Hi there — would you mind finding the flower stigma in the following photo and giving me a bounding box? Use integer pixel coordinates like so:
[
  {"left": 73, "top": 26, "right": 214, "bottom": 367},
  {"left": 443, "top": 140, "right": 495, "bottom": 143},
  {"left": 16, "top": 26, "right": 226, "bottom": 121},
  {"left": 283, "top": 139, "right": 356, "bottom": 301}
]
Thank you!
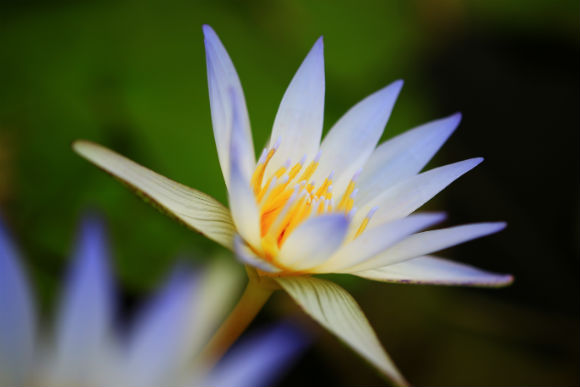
[{"left": 249, "top": 138, "right": 375, "bottom": 267}]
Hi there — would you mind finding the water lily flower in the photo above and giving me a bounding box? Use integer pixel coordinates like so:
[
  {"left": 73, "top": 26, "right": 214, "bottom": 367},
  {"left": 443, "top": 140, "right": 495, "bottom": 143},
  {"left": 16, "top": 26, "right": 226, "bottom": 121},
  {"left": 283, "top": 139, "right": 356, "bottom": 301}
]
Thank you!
[
  {"left": 0, "top": 215, "right": 307, "bottom": 387},
  {"left": 73, "top": 25, "right": 513, "bottom": 385}
]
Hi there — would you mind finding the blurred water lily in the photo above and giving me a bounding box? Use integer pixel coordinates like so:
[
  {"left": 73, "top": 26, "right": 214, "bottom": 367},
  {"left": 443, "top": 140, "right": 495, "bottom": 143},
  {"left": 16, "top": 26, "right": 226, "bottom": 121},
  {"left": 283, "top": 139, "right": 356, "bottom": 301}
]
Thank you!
[
  {"left": 0, "top": 216, "right": 307, "bottom": 387},
  {"left": 73, "top": 25, "right": 513, "bottom": 385}
]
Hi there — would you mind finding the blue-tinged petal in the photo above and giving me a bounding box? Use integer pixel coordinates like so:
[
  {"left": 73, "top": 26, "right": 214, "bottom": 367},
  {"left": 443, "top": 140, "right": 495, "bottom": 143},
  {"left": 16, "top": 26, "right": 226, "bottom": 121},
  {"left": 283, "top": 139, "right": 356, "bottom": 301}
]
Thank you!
[
  {"left": 123, "top": 268, "right": 198, "bottom": 387},
  {"left": 265, "top": 37, "right": 325, "bottom": 179},
  {"left": 204, "top": 25, "right": 255, "bottom": 187},
  {"left": 202, "top": 323, "right": 309, "bottom": 387},
  {"left": 346, "top": 222, "right": 507, "bottom": 272},
  {"left": 234, "top": 235, "right": 281, "bottom": 273},
  {"left": 353, "top": 255, "right": 513, "bottom": 287},
  {"left": 228, "top": 88, "right": 262, "bottom": 250},
  {"left": 278, "top": 213, "right": 350, "bottom": 271},
  {"left": 356, "top": 113, "right": 461, "bottom": 205},
  {"left": 312, "top": 80, "right": 403, "bottom": 197},
  {"left": 352, "top": 158, "right": 483, "bottom": 230},
  {"left": 314, "top": 213, "right": 446, "bottom": 273},
  {"left": 0, "top": 217, "right": 36, "bottom": 385},
  {"left": 51, "top": 217, "right": 114, "bottom": 382}
]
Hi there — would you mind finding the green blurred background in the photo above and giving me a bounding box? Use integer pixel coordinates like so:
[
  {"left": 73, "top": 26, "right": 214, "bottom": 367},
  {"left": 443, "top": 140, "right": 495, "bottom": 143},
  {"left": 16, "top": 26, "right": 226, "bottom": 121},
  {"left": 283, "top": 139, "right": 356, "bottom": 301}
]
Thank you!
[{"left": 1, "top": 0, "right": 578, "bottom": 385}]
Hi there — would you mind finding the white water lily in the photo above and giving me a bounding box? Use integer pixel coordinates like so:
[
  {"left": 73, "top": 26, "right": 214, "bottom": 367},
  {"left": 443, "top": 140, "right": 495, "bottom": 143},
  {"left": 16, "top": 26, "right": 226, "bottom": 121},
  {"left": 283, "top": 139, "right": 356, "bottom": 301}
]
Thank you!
[
  {"left": 73, "top": 25, "right": 513, "bottom": 386},
  {"left": 0, "top": 216, "right": 307, "bottom": 387}
]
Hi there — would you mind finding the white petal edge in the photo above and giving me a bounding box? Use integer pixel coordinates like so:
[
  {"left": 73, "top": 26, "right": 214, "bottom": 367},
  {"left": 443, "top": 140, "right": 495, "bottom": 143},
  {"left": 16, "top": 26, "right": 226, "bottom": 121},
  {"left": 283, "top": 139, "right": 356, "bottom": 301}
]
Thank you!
[
  {"left": 313, "top": 213, "right": 446, "bottom": 273},
  {"left": 352, "top": 157, "right": 483, "bottom": 231},
  {"left": 265, "top": 37, "right": 325, "bottom": 179},
  {"left": 228, "top": 89, "right": 263, "bottom": 250},
  {"left": 353, "top": 255, "right": 513, "bottom": 287},
  {"left": 72, "top": 140, "right": 236, "bottom": 249},
  {"left": 356, "top": 113, "right": 461, "bottom": 205},
  {"left": 275, "top": 276, "right": 408, "bottom": 386},
  {"left": 51, "top": 218, "right": 113, "bottom": 382},
  {"left": 346, "top": 222, "right": 507, "bottom": 272},
  {"left": 203, "top": 25, "right": 255, "bottom": 187},
  {"left": 312, "top": 80, "right": 403, "bottom": 197},
  {"left": 0, "top": 218, "right": 36, "bottom": 385},
  {"left": 277, "top": 213, "right": 349, "bottom": 271}
]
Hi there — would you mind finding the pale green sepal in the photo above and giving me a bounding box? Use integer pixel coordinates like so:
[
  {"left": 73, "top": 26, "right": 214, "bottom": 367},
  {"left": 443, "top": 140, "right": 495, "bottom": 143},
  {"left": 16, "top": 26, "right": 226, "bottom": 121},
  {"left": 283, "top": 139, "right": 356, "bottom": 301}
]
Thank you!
[
  {"left": 275, "top": 276, "right": 408, "bottom": 386},
  {"left": 73, "top": 140, "right": 236, "bottom": 249}
]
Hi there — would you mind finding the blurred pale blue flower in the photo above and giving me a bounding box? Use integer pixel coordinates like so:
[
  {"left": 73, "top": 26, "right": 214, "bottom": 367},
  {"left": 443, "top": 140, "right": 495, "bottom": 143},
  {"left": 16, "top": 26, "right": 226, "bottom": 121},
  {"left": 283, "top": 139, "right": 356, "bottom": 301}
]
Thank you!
[{"left": 0, "top": 216, "right": 307, "bottom": 387}]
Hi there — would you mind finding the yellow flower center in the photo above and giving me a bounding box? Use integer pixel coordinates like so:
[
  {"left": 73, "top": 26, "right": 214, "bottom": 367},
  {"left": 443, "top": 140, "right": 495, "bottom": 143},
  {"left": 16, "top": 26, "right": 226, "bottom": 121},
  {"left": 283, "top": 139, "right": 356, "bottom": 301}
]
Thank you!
[{"left": 250, "top": 141, "right": 371, "bottom": 263}]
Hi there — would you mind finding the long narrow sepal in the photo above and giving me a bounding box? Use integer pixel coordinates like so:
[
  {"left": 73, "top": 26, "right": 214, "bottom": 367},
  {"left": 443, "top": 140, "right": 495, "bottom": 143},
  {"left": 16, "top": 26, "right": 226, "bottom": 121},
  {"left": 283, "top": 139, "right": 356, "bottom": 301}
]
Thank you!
[
  {"left": 72, "top": 140, "right": 236, "bottom": 249},
  {"left": 275, "top": 276, "right": 408, "bottom": 386},
  {"left": 354, "top": 255, "right": 513, "bottom": 287}
]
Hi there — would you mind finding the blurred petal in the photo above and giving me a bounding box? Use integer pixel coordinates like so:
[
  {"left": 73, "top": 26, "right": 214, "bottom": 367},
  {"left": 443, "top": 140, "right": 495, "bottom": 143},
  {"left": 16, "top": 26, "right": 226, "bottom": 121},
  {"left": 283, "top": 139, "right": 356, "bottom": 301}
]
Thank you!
[
  {"left": 276, "top": 276, "right": 408, "bottom": 386},
  {"left": 203, "top": 25, "right": 255, "bottom": 186},
  {"left": 52, "top": 217, "right": 113, "bottom": 382},
  {"left": 356, "top": 113, "right": 461, "bottom": 205},
  {"left": 278, "top": 213, "right": 349, "bottom": 271},
  {"left": 0, "top": 217, "right": 35, "bottom": 385},
  {"left": 312, "top": 81, "right": 403, "bottom": 197},
  {"left": 228, "top": 90, "right": 262, "bottom": 249},
  {"left": 266, "top": 37, "right": 325, "bottom": 178},
  {"left": 124, "top": 269, "right": 198, "bottom": 387},
  {"left": 353, "top": 158, "right": 483, "bottom": 229},
  {"left": 187, "top": 257, "right": 246, "bottom": 356},
  {"left": 73, "top": 140, "right": 236, "bottom": 249},
  {"left": 203, "top": 323, "right": 309, "bottom": 387},
  {"left": 353, "top": 255, "right": 513, "bottom": 287},
  {"left": 348, "top": 222, "right": 507, "bottom": 272},
  {"left": 314, "top": 213, "right": 446, "bottom": 273}
]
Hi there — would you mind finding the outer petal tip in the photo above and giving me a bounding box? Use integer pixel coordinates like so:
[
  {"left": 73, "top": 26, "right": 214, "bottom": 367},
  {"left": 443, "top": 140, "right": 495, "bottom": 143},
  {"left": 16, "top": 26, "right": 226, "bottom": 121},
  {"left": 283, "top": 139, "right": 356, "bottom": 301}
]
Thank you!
[
  {"left": 450, "top": 111, "right": 462, "bottom": 124},
  {"left": 499, "top": 274, "right": 515, "bottom": 286},
  {"left": 470, "top": 156, "right": 484, "bottom": 167},
  {"left": 202, "top": 24, "right": 216, "bottom": 39},
  {"left": 377, "top": 79, "right": 404, "bottom": 103},
  {"left": 391, "top": 79, "right": 404, "bottom": 92},
  {"left": 492, "top": 221, "right": 508, "bottom": 232},
  {"left": 314, "top": 36, "right": 324, "bottom": 48}
]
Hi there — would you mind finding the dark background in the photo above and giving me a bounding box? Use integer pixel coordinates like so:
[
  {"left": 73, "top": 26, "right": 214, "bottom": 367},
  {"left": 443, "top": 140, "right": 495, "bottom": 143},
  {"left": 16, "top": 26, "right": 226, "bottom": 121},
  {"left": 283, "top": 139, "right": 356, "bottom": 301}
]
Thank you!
[{"left": 0, "top": 0, "right": 578, "bottom": 385}]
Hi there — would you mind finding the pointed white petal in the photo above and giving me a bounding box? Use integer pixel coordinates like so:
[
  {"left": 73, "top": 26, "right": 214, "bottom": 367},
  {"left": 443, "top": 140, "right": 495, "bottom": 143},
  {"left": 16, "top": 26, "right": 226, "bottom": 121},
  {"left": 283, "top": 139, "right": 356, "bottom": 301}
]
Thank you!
[
  {"left": 347, "top": 222, "right": 506, "bottom": 272},
  {"left": 234, "top": 235, "right": 281, "bottom": 273},
  {"left": 312, "top": 81, "right": 403, "bottom": 196},
  {"left": 353, "top": 158, "right": 483, "bottom": 230},
  {"left": 203, "top": 323, "right": 308, "bottom": 387},
  {"left": 314, "top": 213, "right": 445, "bottom": 273},
  {"left": 124, "top": 270, "right": 198, "bottom": 387},
  {"left": 276, "top": 276, "right": 408, "bottom": 386},
  {"left": 52, "top": 218, "right": 113, "bottom": 382},
  {"left": 73, "top": 140, "right": 236, "bottom": 249},
  {"left": 0, "top": 218, "right": 35, "bottom": 385},
  {"left": 278, "top": 213, "right": 349, "bottom": 271},
  {"left": 265, "top": 37, "right": 325, "bottom": 178},
  {"left": 356, "top": 113, "right": 461, "bottom": 205},
  {"left": 203, "top": 25, "right": 255, "bottom": 186},
  {"left": 354, "top": 255, "right": 513, "bottom": 287},
  {"left": 228, "top": 92, "right": 262, "bottom": 249}
]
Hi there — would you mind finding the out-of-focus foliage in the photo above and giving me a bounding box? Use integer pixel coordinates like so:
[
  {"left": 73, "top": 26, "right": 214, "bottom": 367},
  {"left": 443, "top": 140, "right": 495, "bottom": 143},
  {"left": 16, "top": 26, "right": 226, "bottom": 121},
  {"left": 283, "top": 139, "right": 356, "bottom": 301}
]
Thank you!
[{"left": 0, "top": 0, "right": 578, "bottom": 385}]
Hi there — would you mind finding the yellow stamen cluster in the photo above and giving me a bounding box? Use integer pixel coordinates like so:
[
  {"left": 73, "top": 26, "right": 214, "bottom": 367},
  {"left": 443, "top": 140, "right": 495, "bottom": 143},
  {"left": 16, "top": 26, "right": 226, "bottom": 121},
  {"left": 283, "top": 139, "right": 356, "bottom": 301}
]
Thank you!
[{"left": 250, "top": 141, "right": 372, "bottom": 262}]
